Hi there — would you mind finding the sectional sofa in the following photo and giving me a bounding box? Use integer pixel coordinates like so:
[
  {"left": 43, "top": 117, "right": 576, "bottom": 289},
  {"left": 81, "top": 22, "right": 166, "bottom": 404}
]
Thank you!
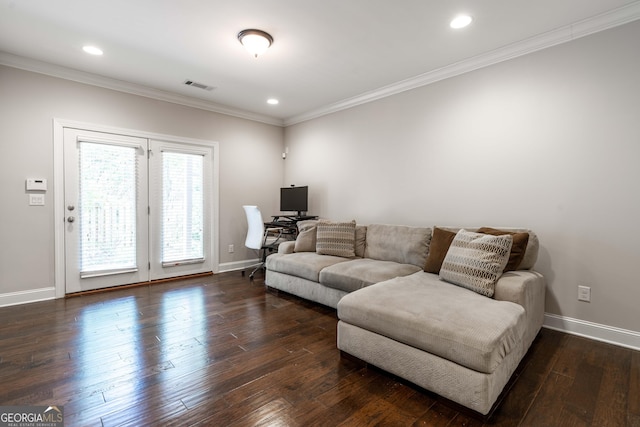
[{"left": 264, "top": 221, "right": 545, "bottom": 415}]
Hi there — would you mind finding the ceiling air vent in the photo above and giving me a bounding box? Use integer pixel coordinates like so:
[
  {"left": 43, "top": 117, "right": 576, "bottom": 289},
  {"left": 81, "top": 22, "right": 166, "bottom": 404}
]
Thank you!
[{"left": 184, "top": 80, "right": 216, "bottom": 91}]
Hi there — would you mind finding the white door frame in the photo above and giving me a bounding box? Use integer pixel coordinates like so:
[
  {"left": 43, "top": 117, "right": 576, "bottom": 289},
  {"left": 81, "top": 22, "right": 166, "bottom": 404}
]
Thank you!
[{"left": 53, "top": 118, "right": 220, "bottom": 298}]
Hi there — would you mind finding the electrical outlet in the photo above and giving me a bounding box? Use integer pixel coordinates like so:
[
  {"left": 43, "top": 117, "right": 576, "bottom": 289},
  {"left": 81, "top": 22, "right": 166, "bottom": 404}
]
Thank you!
[
  {"left": 578, "top": 285, "right": 591, "bottom": 302},
  {"left": 228, "top": 244, "right": 234, "bottom": 253}
]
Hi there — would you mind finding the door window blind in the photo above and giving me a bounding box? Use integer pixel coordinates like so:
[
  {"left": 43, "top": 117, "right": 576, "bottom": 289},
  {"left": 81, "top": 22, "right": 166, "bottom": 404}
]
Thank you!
[
  {"left": 79, "top": 142, "right": 138, "bottom": 273},
  {"left": 161, "top": 151, "right": 204, "bottom": 265}
]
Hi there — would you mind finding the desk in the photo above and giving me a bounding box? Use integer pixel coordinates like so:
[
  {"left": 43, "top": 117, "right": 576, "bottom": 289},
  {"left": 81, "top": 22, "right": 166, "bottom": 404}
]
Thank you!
[{"left": 265, "top": 215, "right": 318, "bottom": 238}]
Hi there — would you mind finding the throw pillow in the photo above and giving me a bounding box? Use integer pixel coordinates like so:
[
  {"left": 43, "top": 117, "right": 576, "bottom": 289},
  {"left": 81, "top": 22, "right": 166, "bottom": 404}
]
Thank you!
[
  {"left": 477, "top": 227, "right": 530, "bottom": 271},
  {"left": 316, "top": 220, "right": 356, "bottom": 258},
  {"left": 293, "top": 220, "right": 318, "bottom": 252},
  {"left": 424, "top": 227, "right": 457, "bottom": 273},
  {"left": 440, "top": 229, "right": 513, "bottom": 297},
  {"left": 354, "top": 225, "right": 367, "bottom": 258}
]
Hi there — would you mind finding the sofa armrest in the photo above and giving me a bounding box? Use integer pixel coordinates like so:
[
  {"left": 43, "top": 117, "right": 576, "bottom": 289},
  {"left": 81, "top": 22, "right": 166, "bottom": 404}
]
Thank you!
[
  {"left": 494, "top": 271, "right": 544, "bottom": 306},
  {"left": 494, "top": 270, "right": 546, "bottom": 340},
  {"left": 278, "top": 241, "right": 296, "bottom": 254}
]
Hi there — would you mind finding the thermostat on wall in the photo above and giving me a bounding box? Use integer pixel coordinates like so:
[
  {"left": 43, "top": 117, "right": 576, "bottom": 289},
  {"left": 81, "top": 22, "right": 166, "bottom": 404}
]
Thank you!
[{"left": 26, "top": 178, "right": 47, "bottom": 191}]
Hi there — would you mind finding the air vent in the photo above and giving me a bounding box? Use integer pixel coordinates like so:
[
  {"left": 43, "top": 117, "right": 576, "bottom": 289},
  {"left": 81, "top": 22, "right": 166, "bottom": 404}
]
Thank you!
[{"left": 184, "top": 80, "right": 216, "bottom": 91}]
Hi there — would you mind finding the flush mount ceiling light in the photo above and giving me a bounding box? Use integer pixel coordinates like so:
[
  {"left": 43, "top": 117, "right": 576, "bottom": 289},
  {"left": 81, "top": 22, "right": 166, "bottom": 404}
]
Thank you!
[
  {"left": 450, "top": 15, "right": 473, "bottom": 29},
  {"left": 237, "top": 29, "right": 273, "bottom": 58},
  {"left": 82, "top": 45, "right": 103, "bottom": 55},
  {"left": 267, "top": 98, "right": 279, "bottom": 105}
]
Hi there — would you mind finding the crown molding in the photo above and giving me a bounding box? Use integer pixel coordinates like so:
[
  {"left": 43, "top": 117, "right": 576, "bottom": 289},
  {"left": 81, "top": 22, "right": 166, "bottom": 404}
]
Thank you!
[
  {"left": 2, "top": 2, "right": 639, "bottom": 129},
  {"left": 0, "top": 52, "right": 285, "bottom": 127},
  {"left": 284, "top": 2, "right": 640, "bottom": 126}
]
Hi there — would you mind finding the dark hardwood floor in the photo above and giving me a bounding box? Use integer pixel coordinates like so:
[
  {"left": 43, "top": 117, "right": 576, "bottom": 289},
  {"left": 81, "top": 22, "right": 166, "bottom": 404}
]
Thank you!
[{"left": 1, "top": 272, "right": 639, "bottom": 426}]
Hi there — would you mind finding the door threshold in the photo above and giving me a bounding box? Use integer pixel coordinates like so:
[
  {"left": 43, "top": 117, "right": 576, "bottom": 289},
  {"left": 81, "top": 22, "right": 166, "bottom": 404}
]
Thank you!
[{"left": 65, "top": 271, "right": 214, "bottom": 298}]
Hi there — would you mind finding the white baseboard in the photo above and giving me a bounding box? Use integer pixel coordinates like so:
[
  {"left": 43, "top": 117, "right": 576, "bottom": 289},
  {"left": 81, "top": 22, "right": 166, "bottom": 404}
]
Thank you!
[
  {"left": 0, "top": 287, "right": 56, "bottom": 307},
  {"left": 218, "top": 259, "right": 260, "bottom": 273},
  {"left": 0, "top": 262, "right": 260, "bottom": 307},
  {"left": 544, "top": 313, "right": 640, "bottom": 351}
]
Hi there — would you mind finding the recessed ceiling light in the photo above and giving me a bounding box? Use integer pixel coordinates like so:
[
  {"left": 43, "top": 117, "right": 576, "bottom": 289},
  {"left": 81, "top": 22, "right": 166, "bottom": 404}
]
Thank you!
[
  {"left": 267, "top": 98, "right": 279, "bottom": 105},
  {"left": 450, "top": 15, "right": 473, "bottom": 29},
  {"left": 82, "top": 45, "right": 103, "bottom": 55}
]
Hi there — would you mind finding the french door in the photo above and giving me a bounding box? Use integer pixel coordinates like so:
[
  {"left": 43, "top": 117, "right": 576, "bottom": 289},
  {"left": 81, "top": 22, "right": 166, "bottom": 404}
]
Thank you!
[
  {"left": 148, "top": 140, "right": 213, "bottom": 280},
  {"left": 63, "top": 128, "right": 213, "bottom": 294}
]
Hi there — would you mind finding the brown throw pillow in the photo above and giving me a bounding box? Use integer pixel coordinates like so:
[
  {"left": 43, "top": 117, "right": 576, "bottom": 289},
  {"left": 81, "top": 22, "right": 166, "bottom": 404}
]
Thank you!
[
  {"left": 424, "top": 227, "right": 457, "bottom": 273},
  {"left": 477, "top": 227, "right": 530, "bottom": 271}
]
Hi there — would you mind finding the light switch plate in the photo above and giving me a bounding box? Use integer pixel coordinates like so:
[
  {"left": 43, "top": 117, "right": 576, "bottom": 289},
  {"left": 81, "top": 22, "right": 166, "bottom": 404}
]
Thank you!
[{"left": 29, "top": 194, "right": 45, "bottom": 206}]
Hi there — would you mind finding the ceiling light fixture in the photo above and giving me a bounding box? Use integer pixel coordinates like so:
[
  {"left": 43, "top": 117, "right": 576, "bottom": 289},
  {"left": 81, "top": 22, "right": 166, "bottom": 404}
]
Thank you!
[
  {"left": 450, "top": 15, "right": 473, "bottom": 29},
  {"left": 82, "top": 45, "right": 103, "bottom": 55},
  {"left": 237, "top": 29, "right": 273, "bottom": 58},
  {"left": 267, "top": 98, "right": 279, "bottom": 105}
]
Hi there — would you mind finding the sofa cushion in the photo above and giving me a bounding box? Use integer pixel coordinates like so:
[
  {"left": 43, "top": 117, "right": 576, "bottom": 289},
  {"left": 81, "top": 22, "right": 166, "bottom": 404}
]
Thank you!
[
  {"left": 320, "top": 258, "right": 422, "bottom": 293},
  {"left": 265, "top": 252, "right": 350, "bottom": 282},
  {"left": 423, "top": 227, "right": 457, "bottom": 273},
  {"left": 316, "top": 220, "right": 356, "bottom": 257},
  {"left": 477, "top": 227, "right": 529, "bottom": 271},
  {"left": 364, "top": 224, "right": 431, "bottom": 268},
  {"left": 440, "top": 230, "right": 512, "bottom": 297},
  {"left": 337, "top": 272, "right": 526, "bottom": 374}
]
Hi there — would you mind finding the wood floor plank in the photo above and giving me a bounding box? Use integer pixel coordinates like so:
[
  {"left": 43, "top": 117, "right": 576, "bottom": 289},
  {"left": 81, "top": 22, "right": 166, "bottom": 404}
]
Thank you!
[
  {"left": 0, "top": 271, "right": 638, "bottom": 426},
  {"left": 630, "top": 350, "right": 640, "bottom": 419},
  {"left": 414, "top": 401, "right": 459, "bottom": 426},
  {"left": 562, "top": 358, "right": 603, "bottom": 424},
  {"left": 591, "top": 343, "right": 630, "bottom": 427},
  {"left": 520, "top": 371, "right": 573, "bottom": 426}
]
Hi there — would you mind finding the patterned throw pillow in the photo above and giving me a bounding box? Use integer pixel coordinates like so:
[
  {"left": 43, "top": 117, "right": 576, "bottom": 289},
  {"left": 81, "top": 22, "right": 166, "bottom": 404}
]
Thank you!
[
  {"left": 476, "top": 227, "right": 529, "bottom": 271},
  {"left": 440, "top": 229, "right": 513, "bottom": 297},
  {"left": 316, "top": 220, "right": 356, "bottom": 258}
]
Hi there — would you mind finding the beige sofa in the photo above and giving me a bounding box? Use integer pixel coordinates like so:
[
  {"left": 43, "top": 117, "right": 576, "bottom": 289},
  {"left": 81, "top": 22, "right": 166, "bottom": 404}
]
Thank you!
[{"left": 265, "top": 222, "right": 545, "bottom": 415}]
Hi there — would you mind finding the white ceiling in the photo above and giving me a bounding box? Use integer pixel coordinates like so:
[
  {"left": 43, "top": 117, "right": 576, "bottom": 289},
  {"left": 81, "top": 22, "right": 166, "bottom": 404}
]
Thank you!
[{"left": 1, "top": 0, "right": 639, "bottom": 126}]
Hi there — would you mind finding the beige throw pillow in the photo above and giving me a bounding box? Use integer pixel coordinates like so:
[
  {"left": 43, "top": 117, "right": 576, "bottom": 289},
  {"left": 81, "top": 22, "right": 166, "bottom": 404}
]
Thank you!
[
  {"left": 316, "top": 220, "right": 356, "bottom": 258},
  {"left": 354, "top": 225, "right": 367, "bottom": 258},
  {"left": 440, "top": 229, "right": 512, "bottom": 297},
  {"left": 294, "top": 220, "right": 318, "bottom": 252}
]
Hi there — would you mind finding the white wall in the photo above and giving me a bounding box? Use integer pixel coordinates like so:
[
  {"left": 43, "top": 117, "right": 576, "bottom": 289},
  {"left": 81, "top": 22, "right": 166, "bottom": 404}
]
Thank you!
[
  {"left": 0, "top": 65, "right": 284, "bottom": 299},
  {"left": 284, "top": 21, "right": 640, "bottom": 336}
]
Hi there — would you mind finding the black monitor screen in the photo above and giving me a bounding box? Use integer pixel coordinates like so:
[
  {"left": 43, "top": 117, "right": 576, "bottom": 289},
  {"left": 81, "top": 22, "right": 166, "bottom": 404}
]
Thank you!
[{"left": 280, "top": 186, "right": 308, "bottom": 214}]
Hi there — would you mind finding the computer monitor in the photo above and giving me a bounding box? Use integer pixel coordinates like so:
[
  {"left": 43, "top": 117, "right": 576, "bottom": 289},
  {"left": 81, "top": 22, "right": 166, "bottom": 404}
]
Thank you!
[{"left": 280, "top": 186, "right": 308, "bottom": 217}]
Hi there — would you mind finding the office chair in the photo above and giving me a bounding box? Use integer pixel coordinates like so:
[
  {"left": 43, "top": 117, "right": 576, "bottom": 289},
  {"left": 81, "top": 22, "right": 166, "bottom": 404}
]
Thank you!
[{"left": 242, "top": 205, "right": 284, "bottom": 280}]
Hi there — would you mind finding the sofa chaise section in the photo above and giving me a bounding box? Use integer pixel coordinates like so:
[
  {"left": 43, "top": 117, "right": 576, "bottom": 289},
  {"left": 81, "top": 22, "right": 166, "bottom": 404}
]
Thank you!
[{"left": 337, "top": 268, "right": 545, "bottom": 415}]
